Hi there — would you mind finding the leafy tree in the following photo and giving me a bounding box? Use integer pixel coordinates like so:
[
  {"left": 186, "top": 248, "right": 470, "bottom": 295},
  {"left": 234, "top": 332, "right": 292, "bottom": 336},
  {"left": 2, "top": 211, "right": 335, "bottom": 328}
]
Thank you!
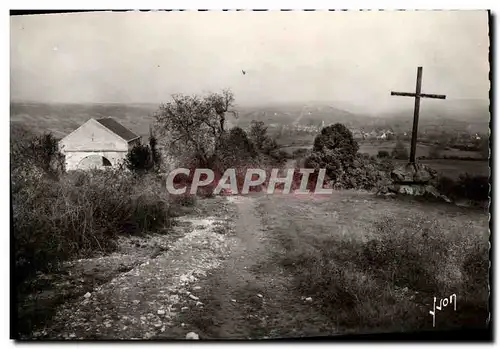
[
  {"left": 125, "top": 143, "right": 153, "bottom": 173},
  {"left": 154, "top": 89, "right": 236, "bottom": 168},
  {"left": 312, "top": 123, "right": 359, "bottom": 165},
  {"left": 215, "top": 127, "right": 258, "bottom": 172},
  {"left": 249, "top": 120, "right": 269, "bottom": 152},
  {"left": 225, "top": 127, "right": 257, "bottom": 158},
  {"left": 262, "top": 137, "right": 279, "bottom": 155},
  {"left": 148, "top": 126, "right": 161, "bottom": 169},
  {"left": 305, "top": 123, "right": 359, "bottom": 182},
  {"left": 204, "top": 89, "right": 237, "bottom": 133}
]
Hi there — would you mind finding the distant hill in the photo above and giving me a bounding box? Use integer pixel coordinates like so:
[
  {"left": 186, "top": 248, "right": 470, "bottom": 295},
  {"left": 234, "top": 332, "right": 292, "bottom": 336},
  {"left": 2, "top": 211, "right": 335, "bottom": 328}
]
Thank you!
[
  {"left": 10, "top": 102, "right": 158, "bottom": 140},
  {"left": 381, "top": 99, "right": 490, "bottom": 134},
  {"left": 10, "top": 101, "right": 371, "bottom": 139},
  {"left": 10, "top": 99, "right": 490, "bottom": 141},
  {"left": 231, "top": 104, "right": 373, "bottom": 129}
]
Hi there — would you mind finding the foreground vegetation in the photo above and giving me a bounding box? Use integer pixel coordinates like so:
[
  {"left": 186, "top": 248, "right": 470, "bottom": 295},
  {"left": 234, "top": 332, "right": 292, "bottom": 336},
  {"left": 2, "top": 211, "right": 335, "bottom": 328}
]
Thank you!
[
  {"left": 257, "top": 192, "right": 489, "bottom": 333},
  {"left": 11, "top": 90, "right": 289, "bottom": 285},
  {"left": 11, "top": 89, "right": 490, "bottom": 338},
  {"left": 12, "top": 167, "right": 189, "bottom": 284}
]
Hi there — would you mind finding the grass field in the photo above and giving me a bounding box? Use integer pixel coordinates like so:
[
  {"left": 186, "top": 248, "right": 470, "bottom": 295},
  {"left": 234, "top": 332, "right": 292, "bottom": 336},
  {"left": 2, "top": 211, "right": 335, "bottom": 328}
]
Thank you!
[
  {"left": 279, "top": 141, "right": 489, "bottom": 180},
  {"left": 256, "top": 191, "right": 490, "bottom": 334},
  {"left": 393, "top": 159, "right": 490, "bottom": 179},
  {"left": 281, "top": 140, "right": 484, "bottom": 159},
  {"left": 358, "top": 140, "right": 484, "bottom": 159}
]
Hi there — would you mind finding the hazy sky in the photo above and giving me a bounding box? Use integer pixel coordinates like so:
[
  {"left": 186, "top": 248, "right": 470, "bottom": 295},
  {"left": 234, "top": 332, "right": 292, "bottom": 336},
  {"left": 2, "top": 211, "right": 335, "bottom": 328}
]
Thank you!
[{"left": 10, "top": 11, "right": 490, "bottom": 113}]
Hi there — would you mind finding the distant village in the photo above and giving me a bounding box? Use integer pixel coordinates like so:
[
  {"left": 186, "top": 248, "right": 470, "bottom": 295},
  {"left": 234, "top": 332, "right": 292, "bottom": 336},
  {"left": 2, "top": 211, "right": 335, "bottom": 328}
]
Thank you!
[
  {"left": 268, "top": 120, "right": 483, "bottom": 140},
  {"left": 267, "top": 121, "right": 396, "bottom": 140},
  {"left": 263, "top": 120, "right": 486, "bottom": 151}
]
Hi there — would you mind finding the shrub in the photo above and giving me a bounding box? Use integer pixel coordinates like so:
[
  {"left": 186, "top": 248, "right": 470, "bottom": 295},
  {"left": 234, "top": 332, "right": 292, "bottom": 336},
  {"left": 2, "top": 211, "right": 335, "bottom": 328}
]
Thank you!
[
  {"left": 262, "top": 137, "right": 279, "bottom": 155},
  {"left": 304, "top": 123, "right": 359, "bottom": 184},
  {"left": 248, "top": 120, "right": 269, "bottom": 152},
  {"left": 11, "top": 132, "right": 65, "bottom": 179},
  {"left": 313, "top": 123, "right": 359, "bottom": 166},
  {"left": 462, "top": 239, "right": 490, "bottom": 300},
  {"left": 362, "top": 217, "right": 451, "bottom": 292},
  {"left": 377, "top": 150, "right": 390, "bottom": 159},
  {"left": 214, "top": 127, "right": 257, "bottom": 172},
  {"left": 125, "top": 143, "right": 154, "bottom": 173},
  {"left": 277, "top": 214, "right": 489, "bottom": 331},
  {"left": 304, "top": 150, "right": 341, "bottom": 183},
  {"left": 456, "top": 174, "right": 490, "bottom": 202},
  {"left": 436, "top": 174, "right": 490, "bottom": 202},
  {"left": 304, "top": 152, "right": 393, "bottom": 191},
  {"left": 149, "top": 133, "right": 162, "bottom": 169},
  {"left": 377, "top": 158, "right": 395, "bottom": 173},
  {"left": 436, "top": 175, "right": 457, "bottom": 198},
  {"left": 13, "top": 168, "right": 175, "bottom": 284},
  {"left": 268, "top": 149, "right": 289, "bottom": 165}
]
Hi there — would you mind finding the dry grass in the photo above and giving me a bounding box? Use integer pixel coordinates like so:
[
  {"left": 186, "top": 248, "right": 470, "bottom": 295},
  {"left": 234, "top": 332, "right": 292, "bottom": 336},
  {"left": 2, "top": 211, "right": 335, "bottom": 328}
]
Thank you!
[
  {"left": 393, "top": 159, "right": 490, "bottom": 180},
  {"left": 256, "top": 191, "right": 489, "bottom": 334},
  {"left": 12, "top": 169, "right": 184, "bottom": 284}
]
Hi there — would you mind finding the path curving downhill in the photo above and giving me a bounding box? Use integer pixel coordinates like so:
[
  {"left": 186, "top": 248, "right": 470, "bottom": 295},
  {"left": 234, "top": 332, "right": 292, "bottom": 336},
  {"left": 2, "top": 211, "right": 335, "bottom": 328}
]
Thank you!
[{"left": 173, "top": 194, "right": 336, "bottom": 340}]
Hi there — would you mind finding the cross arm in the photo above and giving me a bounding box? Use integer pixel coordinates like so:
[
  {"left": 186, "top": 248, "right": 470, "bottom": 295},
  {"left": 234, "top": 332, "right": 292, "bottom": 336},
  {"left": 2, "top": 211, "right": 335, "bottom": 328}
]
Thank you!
[
  {"left": 419, "top": 93, "right": 446, "bottom": 99},
  {"left": 391, "top": 91, "right": 446, "bottom": 99},
  {"left": 391, "top": 91, "right": 416, "bottom": 97}
]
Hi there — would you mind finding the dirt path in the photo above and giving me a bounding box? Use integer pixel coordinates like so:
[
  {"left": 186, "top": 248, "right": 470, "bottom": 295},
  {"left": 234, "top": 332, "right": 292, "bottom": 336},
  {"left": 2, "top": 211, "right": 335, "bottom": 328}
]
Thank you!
[
  {"left": 26, "top": 194, "right": 336, "bottom": 340},
  {"left": 29, "top": 197, "right": 236, "bottom": 340},
  {"left": 174, "top": 194, "right": 336, "bottom": 339}
]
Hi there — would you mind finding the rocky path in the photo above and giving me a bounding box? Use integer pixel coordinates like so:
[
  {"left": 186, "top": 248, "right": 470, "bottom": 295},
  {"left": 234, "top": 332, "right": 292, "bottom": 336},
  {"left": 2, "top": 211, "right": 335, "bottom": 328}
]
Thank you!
[
  {"left": 31, "top": 198, "right": 236, "bottom": 340},
  {"left": 172, "top": 195, "right": 277, "bottom": 339},
  {"left": 172, "top": 193, "right": 336, "bottom": 339},
  {"left": 28, "top": 193, "right": 334, "bottom": 340}
]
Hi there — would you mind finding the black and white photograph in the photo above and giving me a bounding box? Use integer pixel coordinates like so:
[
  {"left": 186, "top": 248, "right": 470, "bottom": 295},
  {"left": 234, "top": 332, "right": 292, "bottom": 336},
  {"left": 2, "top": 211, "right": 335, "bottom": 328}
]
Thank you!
[{"left": 10, "top": 9, "right": 491, "bottom": 340}]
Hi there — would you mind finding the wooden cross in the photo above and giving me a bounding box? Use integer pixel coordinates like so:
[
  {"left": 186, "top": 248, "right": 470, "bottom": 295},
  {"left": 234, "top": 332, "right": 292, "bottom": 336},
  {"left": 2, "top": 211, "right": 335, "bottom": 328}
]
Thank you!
[{"left": 391, "top": 66, "right": 446, "bottom": 164}]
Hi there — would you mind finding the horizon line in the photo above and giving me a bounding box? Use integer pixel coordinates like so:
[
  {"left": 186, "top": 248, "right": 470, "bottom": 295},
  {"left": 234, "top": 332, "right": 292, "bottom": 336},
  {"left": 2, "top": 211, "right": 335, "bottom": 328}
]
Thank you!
[{"left": 10, "top": 97, "right": 489, "bottom": 106}]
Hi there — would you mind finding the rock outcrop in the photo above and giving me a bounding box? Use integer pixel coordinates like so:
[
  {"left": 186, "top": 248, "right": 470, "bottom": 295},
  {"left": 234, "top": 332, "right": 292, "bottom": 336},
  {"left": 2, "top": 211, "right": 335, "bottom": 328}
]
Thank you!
[
  {"left": 379, "top": 162, "right": 450, "bottom": 202},
  {"left": 390, "top": 163, "right": 438, "bottom": 185}
]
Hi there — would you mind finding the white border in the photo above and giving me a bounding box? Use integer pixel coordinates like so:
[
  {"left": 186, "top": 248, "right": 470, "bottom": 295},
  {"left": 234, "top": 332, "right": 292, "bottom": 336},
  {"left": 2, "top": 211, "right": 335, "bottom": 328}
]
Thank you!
[
  {"left": 3, "top": 2, "right": 497, "bottom": 348},
  {"left": 3, "top": 1, "right": 497, "bottom": 10}
]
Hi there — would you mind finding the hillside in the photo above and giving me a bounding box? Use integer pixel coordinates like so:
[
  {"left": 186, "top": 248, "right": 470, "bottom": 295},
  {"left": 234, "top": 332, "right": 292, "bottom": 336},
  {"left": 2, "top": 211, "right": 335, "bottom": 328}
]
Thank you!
[
  {"left": 19, "top": 191, "right": 489, "bottom": 339},
  {"left": 381, "top": 99, "right": 490, "bottom": 134},
  {"left": 10, "top": 102, "right": 158, "bottom": 140},
  {"left": 10, "top": 99, "right": 490, "bottom": 141},
  {"left": 10, "top": 102, "right": 371, "bottom": 140}
]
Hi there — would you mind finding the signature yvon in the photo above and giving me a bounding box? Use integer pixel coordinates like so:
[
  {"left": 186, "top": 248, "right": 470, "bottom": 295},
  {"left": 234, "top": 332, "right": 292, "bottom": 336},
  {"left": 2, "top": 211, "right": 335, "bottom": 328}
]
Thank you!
[{"left": 429, "top": 294, "right": 457, "bottom": 327}]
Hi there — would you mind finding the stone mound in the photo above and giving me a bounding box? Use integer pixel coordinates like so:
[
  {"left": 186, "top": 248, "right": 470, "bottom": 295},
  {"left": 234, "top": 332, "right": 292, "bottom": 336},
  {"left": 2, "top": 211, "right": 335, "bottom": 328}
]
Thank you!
[
  {"left": 390, "top": 163, "right": 438, "bottom": 184},
  {"left": 377, "top": 162, "right": 450, "bottom": 202}
]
